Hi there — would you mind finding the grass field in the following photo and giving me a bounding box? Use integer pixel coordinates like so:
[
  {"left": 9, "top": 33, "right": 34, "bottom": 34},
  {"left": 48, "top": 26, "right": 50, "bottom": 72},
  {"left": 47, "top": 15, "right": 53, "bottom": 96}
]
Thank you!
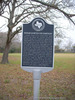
[{"left": 0, "top": 53, "right": 75, "bottom": 100}]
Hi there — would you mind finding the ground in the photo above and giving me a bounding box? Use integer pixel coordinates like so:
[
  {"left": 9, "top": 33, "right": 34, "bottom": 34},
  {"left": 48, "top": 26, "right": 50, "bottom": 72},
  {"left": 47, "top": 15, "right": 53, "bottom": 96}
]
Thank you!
[{"left": 0, "top": 53, "right": 75, "bottom": 100}]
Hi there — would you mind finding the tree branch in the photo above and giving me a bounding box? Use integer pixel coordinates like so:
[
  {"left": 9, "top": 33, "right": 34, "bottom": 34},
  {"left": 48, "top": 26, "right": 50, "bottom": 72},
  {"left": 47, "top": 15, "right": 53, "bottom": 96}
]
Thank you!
[
  {"left": 15, "top": 0, "right": 26, "bottom": 8},
  {"left": 33, "top": 0, "right": 75, "bottom": 25},
  {"left": 14, "top": 13, "right": 32, "bottom": 26},
  {"left": 1, "top": 15, "right": 9, "bottom": 19},
  {"left": 10, "top": 26, "right": 22, "bottom": 41}
]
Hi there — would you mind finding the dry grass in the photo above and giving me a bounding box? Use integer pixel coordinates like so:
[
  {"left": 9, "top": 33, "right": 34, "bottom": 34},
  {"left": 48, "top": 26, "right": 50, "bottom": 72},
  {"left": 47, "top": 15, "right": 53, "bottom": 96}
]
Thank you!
[{"left": 0, "top": 53, "right": 75, "bottom": 100}]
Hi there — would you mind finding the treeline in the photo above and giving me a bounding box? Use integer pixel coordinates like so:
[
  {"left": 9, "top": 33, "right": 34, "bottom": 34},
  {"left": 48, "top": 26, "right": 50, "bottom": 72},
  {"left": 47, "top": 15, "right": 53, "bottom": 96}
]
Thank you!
[
  {"left": 1, "top": 45, "right": 75, "bottom": 53},
  {"left": 55, "top": 45, "right": 75, "bottom": 53},
  {"left": 0, "top": 32, "right": 75, "bottom": 53},
  {"left": 0, "top": 47, "right": 21, "bottom": 53}
]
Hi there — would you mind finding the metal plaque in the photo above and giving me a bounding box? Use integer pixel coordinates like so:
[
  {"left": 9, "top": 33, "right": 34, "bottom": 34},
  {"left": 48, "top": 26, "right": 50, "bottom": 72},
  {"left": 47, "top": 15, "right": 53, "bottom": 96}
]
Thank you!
[{"left": 21, "top": 18, "right": 54, "bottom": 72}]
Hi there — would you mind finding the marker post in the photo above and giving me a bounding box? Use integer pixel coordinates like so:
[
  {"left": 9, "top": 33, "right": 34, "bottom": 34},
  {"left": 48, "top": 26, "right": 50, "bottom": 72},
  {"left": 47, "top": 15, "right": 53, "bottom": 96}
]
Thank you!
[
  {"left": 33, "top": 70, "right": 41, "bottom": 100},
  {"left": 21, "top": 17, "right": 54, "bottom": 100}
]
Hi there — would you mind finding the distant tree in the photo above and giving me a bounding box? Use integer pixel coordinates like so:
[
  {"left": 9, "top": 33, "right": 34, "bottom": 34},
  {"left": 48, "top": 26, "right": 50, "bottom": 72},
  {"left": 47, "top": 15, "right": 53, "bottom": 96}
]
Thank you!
[
  {"left": 55, "top": 45, "right": 60, "bottom": 53},
  {"left": 0, "top": 0, "right": 75, "bottom": 63},
  {"left": 65, "top": 39, "right": 73, "bottom": 52},
  {"left": 9, "top": 47, "right": 21, "bottom": 53},
  {"left": 55, "top": 39, "right": 64, "bottom": 53},
  {"left": 55, "top": 45, "right": 64, "bottom": 53},
  {"left": 71, "top": 44, "right": 75, "bottom": 53}
]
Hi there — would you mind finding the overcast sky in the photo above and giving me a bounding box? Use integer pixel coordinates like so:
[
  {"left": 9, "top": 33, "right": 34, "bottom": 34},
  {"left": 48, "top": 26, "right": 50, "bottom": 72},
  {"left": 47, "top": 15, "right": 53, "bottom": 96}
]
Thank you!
[{"left": 0, "top": 11, "right": 75, "bottom": 49}]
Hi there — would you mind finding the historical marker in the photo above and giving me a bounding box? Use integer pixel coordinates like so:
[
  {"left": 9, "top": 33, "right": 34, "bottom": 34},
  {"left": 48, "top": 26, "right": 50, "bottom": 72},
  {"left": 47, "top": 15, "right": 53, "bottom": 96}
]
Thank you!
[
  {"left": 21, "top": 17, "right": 54, "bottom": 100},
  {"left": 21, "top": 17, "right": 54, "bottom": 73}
]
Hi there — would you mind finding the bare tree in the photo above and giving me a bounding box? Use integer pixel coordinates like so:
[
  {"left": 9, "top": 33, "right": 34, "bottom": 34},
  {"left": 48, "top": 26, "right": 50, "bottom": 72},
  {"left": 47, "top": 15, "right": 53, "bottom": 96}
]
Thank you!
[
  {"left": 1, "top": 0, "right": 42, "bottom": 63},
  {"left": 0, "top": 0, "right": 75, "bottom": 63},
  {"left": 0, "top": 0, "right": 11, "bottom": 15}
]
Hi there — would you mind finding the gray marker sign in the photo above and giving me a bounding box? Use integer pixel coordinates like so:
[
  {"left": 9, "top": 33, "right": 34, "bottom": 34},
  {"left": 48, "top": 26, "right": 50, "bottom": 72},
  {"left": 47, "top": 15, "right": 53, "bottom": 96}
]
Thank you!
[{"left": 21, "top": 18, "right": 54, "bottom": 73}]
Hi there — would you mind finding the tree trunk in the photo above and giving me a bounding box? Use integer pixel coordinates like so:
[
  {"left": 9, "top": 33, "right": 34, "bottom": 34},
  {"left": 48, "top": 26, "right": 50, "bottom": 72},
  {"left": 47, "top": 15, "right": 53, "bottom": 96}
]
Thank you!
[{"left": 1, "top": 42, "right": 11, "bottom": 64}]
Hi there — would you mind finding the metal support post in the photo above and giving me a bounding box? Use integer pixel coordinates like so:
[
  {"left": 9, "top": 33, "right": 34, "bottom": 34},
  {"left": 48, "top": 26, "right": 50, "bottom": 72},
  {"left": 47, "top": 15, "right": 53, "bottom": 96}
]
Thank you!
[{"left": 33, "top": 70, "right": 41, "bottom": 100}]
